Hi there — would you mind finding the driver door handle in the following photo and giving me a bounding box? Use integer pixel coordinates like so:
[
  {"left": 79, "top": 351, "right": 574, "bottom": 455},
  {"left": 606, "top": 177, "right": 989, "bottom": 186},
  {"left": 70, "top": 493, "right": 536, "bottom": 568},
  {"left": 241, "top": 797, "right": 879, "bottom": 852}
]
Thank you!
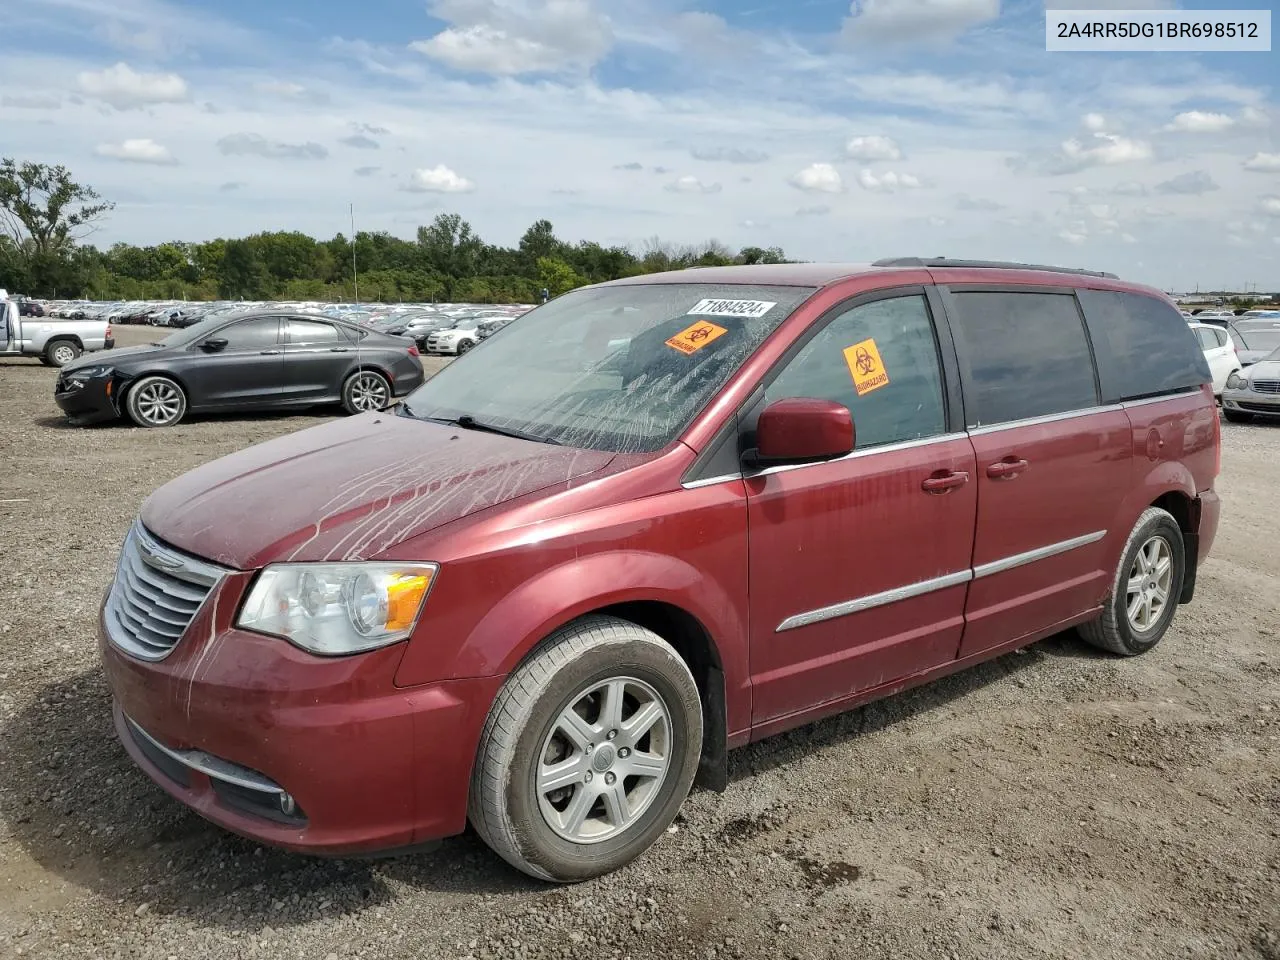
[
  {"left": 329, "top": 347, "right": 350, "bottom": 352},
  {"left": 921, "top": 470, "right": 970, "bottom": 494},
  {"left": 986, "top": 457, "right": 1030, "bottom": 479},
  {"left": 259, "top": 349, "right": 281, "bottom": 355}
]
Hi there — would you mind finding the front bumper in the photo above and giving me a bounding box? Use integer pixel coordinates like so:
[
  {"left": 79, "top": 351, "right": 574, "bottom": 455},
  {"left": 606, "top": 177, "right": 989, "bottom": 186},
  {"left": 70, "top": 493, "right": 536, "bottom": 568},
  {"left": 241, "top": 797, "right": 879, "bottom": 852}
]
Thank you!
[
  {"left": 54, "top": 377, "right": 119, "bottom": 423},
  {"left": 100, "top": 576, "right": 503, "bottom": 855},
  {"left": 1221, "top": 390, "right": 1280, "bottom": 416}
]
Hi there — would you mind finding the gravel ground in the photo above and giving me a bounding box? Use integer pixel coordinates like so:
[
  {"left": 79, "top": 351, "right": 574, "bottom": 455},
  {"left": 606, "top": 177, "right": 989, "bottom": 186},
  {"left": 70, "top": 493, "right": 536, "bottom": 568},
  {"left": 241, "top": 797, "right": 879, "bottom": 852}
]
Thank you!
[{"left": 1, "top": 327, "right": 1277, "bottom": 960}]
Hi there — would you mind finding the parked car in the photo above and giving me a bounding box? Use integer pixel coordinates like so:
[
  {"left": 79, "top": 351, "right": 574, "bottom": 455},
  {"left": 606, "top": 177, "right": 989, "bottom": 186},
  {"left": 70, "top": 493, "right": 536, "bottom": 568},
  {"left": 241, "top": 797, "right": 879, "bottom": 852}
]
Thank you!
[
  {"left": 476, "top": 316, "right": 515, "bottom": 341},
  {"left": 54, "top": 312, "right": 424, "bottom": 427},
  {"left": 1226, "top": 319, "right": 1280, "bottom": 367},
  {"left": 98, "top": 259, "right": 1219, "bottom": 881},
  {"left": 423, "top": 317, "right": 483, "bottom": 355},
  {"left": 1189, "top": 322, "right": 1241, "bottom": 396},
  {"left": 0, "top": 291, "right": 114, "bottom": 366},
  {"left": 1221, "top": 347, "right": 1280, "bottom": 423}
]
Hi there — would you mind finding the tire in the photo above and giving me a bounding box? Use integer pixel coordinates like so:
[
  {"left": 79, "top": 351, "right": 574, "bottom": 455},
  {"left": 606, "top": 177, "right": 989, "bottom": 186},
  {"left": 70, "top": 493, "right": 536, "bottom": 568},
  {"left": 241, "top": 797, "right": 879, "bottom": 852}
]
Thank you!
[
  {"left": 1223, "top": 409, "right": 1254, "bottom": 424},
  {"left": 44, "top": 340, "right": 81, "bottom": 367},
  {"left": 457, "top": 339, "right": 475, "bottom": 355},
  {"left": 1077, "top": 507, "right": 1185, "bottom": 657},
  {"left": 342, "top": 370, "right": 391, "bottom": 415},
  {"left": 469, "top": 616, "right": 703, "bottom": 883},
  {"left": 125, "top": 376, "right": 187, "bottom": 428}
]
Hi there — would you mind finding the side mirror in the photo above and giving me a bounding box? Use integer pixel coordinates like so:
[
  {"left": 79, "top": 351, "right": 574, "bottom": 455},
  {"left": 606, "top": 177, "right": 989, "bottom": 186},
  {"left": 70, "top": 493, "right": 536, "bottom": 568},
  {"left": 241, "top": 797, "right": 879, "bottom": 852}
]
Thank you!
[
  {"left": 748, "top": 398, "right": 854, "bottom": 466},
  {"left": 200, "top": 338, "right": 228, "bottom": 352}
]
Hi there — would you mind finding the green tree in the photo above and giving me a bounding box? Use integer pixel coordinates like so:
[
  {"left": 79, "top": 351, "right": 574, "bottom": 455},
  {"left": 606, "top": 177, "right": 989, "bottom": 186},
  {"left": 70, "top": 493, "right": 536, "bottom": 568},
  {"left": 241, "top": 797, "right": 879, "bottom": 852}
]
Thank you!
[
  {"left": 218, "top": 238, "right": 272, "bottom": 299},
  {"left": 0, "top": 159, "right": 113, "bottom": 295},
  {"left": 537, "top": 256, "right": 588, "bottom": 298}
]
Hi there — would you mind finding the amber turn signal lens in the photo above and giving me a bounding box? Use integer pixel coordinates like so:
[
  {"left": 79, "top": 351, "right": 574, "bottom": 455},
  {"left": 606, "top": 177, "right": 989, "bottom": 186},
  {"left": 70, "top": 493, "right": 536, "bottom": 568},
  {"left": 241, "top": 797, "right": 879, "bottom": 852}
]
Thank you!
[{"left": 384, "top": 573, "right": 434, "bottom": 632}]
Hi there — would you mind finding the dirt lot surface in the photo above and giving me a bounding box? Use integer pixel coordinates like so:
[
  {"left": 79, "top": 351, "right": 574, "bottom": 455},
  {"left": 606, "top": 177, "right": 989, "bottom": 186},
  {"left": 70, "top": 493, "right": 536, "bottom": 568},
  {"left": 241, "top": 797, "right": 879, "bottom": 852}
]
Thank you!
[{"left": 1, "top": 326, "right": 1277, "bottom": 960}]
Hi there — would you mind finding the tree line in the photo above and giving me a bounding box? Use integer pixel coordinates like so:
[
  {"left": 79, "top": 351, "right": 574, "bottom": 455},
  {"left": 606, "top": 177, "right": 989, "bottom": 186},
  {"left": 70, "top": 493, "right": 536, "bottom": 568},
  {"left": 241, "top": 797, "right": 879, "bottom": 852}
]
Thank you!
[{"left": 1, "top": 158, "right": 790, "bottom": 303}]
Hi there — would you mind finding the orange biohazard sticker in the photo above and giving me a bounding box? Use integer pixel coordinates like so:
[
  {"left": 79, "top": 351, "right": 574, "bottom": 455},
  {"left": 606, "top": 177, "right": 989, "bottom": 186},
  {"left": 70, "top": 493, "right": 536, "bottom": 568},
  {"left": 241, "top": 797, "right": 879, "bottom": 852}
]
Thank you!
[
  {"left": 843, "top": 337, "right": 890, "bottom": 396},
  {"left": 665, "top": 320, "right": 728, "bottom": 355}
]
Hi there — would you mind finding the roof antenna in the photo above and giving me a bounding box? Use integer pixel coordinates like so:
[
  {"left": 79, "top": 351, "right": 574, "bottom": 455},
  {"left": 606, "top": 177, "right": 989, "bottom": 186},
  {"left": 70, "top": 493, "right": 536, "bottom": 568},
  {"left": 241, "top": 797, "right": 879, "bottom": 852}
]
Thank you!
[{"left": 350, "top": 203, "right": 360, "bottom": 306}]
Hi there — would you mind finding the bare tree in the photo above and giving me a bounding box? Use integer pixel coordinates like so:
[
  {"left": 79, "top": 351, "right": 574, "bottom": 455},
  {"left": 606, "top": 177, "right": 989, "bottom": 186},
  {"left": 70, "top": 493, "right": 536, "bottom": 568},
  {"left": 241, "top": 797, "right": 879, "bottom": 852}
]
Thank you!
[{"left": 0, "top": 158, "right": 114, "bottom": 257}]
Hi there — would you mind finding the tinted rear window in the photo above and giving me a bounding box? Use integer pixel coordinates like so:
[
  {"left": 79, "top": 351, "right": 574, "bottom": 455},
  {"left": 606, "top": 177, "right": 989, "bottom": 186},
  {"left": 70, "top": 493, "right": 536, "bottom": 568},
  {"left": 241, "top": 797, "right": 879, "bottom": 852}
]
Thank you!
[
  {"left": 947, "top": 291, "right": 1099, "bottom": 427},
  {"left": 1077, "top": 290, "right": 1210, "bottom": 402}
]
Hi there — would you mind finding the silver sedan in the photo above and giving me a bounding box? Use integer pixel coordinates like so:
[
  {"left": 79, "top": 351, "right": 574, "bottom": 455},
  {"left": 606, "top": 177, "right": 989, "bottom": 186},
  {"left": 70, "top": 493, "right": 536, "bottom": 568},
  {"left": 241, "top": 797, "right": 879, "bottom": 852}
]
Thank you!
[{"left": 1221, "top": 351, "right": 1280, "bottom": 424}]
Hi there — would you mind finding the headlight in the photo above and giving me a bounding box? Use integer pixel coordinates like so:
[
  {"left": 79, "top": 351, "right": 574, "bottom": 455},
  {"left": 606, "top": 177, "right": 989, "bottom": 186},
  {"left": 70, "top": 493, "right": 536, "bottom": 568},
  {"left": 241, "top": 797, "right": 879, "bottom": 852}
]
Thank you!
[
  {"left": 1226, "top": 372, "right": 1248, "bottom": 390},
  {"left": 66, "top": 365, "right": 113, "bottom": 379},
  {"left": 236, "top": 562, "right": 438, "bottom": 655}
]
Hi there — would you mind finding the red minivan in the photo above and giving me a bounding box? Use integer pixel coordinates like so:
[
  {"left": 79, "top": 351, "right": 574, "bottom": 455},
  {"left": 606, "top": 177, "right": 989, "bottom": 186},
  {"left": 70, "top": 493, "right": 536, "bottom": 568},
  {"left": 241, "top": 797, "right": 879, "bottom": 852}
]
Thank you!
[{"left": 99, "top": 259, "right": 1221, "bottom": 881}]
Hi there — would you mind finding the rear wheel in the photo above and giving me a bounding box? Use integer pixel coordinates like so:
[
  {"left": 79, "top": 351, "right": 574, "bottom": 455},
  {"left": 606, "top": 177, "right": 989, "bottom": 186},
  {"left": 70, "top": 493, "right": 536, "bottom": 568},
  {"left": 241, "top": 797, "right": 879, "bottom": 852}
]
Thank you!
[
  {"left": 342, "top": 370, "right": 390, "bottom": 414},
  {"left": 1078, "top": 507, "right": 1185, "bottom": 656},
  {"left": 469, "top": 616, "right": 702, "bottom": 882},
  {"left": 1222, "top": 409, "right": 1254, "bottom": 424},
  {"left": 125, "top": 376, "right": 187, "bottom": 427},
  {"left": 45, "top": 340, "right": 81, "bottom": 367}
]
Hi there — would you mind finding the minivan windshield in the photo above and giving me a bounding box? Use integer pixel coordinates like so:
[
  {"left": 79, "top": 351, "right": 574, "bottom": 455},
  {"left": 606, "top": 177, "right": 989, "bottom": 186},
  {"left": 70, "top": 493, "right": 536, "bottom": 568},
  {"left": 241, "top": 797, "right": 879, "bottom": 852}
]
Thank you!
[
  {"left": 1230, "top": 323, "right": 1280, "bottom": 352},
  {"left": 399, "top": 283, "right": 816, "bottom": 452}
]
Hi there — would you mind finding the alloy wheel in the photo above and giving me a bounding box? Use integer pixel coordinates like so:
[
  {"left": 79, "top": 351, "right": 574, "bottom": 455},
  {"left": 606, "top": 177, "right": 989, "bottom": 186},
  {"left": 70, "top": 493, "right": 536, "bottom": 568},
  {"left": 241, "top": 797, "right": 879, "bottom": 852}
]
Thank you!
[
  {"left": 1125, "top": 535, "right": 1173, "bottom": 632},
  {"left": 536, "top": 677, "right": 671, "bottom": 844},
  {"left": 134, "top": 381, "right": 182, "bottom": 425},
  {"left": 52, "top": 345, "right": 76, "bottom": 365},
  {"left": 350, "top": 373, "right": 388, "bottom": 412}
]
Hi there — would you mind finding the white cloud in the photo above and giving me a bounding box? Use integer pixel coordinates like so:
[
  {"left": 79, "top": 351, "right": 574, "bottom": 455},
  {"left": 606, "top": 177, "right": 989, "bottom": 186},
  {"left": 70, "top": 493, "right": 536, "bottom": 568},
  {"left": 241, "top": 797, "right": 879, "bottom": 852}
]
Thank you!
[
  {"left": 1165, "top": 111, "right": 1234, "bottom": 133},
  {"left": 217, "top": 133, "right": 328, "bottom": 160},
  {"left": 795, "top": 205, "right": 832, "bottom": 217},
  {"left": 1082, "top": 113, "right": 1107, "bottom": 132},
  {"left": 255, "top": 80, "right": 305, "bottom": 97},
  {"left": 1059, "top": 228, "right": 1088, "bottom": 245},
  {"left": 1154, "top": 170, "right": 1217, "bottom": 195},
  {"left": 690, "top": 146, "right": 769, "bottom": 164},
  {"left": 846, "top": 135, "right": 903, "bottom": 162},
  {"left": 405, "top": 164, "right": 476, "bottom": 193},
  {"left": 664, "top": 175, "right": 722, "bottom": 194},
  {"left": 1111, "top": 181, "right": 1147, "bottom": 196},
  {"left": 1053, "top": 132, "right": 1152, "bottom": 172},
  {"left": 410, "top": 0, "right": 612, "bottom": 75},
  {"left": 1262, "top": 197, "right": 1280, "bottom": 218},
  {"left": 1121, "top": 233, "right": 1137, "bottom": 244},
  {"left": 94, "top": 138, "right": 177, "bottom": 165},
  {"left": 856, "top": 169, "right": 922, "bottom": 191},
  {"left": 955, "top": 194, "right": 1003, "bottom": 211},
  {"left": 790, "top": 163, "right": 844, "bottom": 193},
  {"left": 842, "top": 0, "right": 1000, "bottom": 44},
  {"left": 1244, "top": 152, "right": 1280, "bottom": 173},
  {"left": 76, "top": 62, "right": 188, "bottom": 109}
]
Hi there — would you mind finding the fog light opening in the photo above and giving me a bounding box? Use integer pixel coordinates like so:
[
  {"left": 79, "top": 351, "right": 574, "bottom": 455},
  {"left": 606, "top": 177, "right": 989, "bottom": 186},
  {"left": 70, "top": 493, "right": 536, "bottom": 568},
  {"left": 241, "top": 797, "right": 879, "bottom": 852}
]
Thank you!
[{"left": 279, "top": 792, "right": 297, "bottom": 816}]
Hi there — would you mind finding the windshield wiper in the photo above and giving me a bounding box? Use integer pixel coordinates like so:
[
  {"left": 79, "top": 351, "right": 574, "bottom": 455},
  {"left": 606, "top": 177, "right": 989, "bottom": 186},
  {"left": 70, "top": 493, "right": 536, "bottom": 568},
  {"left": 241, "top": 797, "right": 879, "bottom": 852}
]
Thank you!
[{"left": 422, "top": 413, "right": 561, "bottom": 445}]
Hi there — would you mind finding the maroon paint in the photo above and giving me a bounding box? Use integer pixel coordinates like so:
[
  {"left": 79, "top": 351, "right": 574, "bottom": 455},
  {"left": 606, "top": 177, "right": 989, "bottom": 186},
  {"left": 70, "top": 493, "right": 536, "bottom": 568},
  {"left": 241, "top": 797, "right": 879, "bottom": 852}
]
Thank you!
[
  {"left": 101, "top": 263, "right": 1222, "bottom": 855},
  {"left": 755, "top": 398, "right": 854, "bottom": 462}
]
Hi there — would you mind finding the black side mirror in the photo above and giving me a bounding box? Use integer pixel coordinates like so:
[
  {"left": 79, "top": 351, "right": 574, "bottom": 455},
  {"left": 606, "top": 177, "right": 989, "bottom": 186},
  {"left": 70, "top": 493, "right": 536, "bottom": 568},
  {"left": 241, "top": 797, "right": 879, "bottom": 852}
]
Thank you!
[{"left": 200, "top": 338, "right": 228, "bottom": 352}]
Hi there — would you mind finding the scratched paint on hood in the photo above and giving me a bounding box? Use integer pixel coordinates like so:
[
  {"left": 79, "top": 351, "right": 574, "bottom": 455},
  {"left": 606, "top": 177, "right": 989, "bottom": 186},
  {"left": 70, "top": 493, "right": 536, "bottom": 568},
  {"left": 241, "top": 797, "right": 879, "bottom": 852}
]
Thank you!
[{"left": 140, "top": 413, "right": 616, "bottom": 569}]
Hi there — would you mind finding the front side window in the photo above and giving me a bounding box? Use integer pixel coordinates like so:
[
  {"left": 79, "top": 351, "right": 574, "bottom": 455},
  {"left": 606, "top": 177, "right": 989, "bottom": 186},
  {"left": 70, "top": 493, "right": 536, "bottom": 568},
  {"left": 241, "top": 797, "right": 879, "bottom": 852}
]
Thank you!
[
  {"left": 765, "top": 295, "right": 946, "bottom": 449},
  {"left": 209, "top": 317, "right": 280, "bottom": 351},
  {"left": 949, "top": 291, "right": 1099, "bottom": 427},
  {"left": 399, "top": 283, "right": 817, "bottom": 453}
]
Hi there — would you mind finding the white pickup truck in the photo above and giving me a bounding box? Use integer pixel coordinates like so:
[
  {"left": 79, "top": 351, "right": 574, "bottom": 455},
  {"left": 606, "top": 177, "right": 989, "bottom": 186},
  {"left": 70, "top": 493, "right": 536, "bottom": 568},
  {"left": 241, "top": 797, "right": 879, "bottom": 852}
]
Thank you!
[{"left": 0, "top": 290, "right": 114, "bottom": 366}]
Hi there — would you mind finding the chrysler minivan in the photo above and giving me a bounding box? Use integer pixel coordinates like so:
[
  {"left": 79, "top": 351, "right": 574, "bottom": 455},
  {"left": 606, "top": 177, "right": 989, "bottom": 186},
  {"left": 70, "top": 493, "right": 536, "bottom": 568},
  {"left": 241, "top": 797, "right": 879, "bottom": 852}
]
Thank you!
[{"left": 99, "top": 259, "right": 1221, "bottom": 882}]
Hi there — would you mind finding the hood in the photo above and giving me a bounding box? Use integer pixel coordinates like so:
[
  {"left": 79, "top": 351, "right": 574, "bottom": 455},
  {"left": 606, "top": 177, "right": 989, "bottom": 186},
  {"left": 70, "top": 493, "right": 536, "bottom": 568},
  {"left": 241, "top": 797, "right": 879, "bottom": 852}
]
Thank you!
[
  {"left": 64, "top": 344, "right": 162, "bottom": 372},
  {"left": 1238, "top": 350, "right": 1275, "bottom": 367},
  {"left": 1242, "top": 360, "right": 1280, "bottom": 380},
  {"left": 140, "top": 413, "right": 616, "bottom": 569}
]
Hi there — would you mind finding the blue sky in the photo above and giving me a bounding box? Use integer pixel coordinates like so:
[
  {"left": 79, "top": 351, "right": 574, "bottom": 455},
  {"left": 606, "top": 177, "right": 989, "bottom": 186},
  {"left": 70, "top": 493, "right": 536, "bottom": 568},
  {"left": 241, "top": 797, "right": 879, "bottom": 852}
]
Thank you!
[{"left": 2, "top": 0, "right": 1277, "bottom": 290}]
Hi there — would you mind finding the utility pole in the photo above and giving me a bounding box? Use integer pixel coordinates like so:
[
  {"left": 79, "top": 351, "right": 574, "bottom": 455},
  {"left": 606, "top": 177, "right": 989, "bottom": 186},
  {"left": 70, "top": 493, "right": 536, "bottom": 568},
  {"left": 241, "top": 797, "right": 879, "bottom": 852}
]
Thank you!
[{"left": 350, "top": 203, "right": 359, "bottom": 305}]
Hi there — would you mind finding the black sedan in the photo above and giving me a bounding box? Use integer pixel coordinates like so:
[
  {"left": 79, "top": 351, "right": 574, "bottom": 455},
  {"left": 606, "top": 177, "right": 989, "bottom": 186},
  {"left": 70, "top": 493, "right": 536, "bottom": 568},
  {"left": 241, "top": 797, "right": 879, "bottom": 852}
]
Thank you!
[{"left": 54, "top": 312, "right": 425, "bottom": 427}]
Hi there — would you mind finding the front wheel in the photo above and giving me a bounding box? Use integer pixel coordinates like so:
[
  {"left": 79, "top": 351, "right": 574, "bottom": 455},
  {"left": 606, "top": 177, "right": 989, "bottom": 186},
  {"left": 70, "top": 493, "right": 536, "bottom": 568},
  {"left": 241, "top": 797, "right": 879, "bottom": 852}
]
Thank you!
[
  {"left": 125, "top": 376, "right": 187, "bottom": 428},
  {"left": 469, "top": 616, "right": 703, "bottom": 882},
  {"left": 457, "top": 339, "right": 475, "bottom": 355},
  {"left": 1078, "top": 507, "right": 1185, "bottom": 656},
  {"left": 342, "top": 370, "right": 390, "bottom": 414}
]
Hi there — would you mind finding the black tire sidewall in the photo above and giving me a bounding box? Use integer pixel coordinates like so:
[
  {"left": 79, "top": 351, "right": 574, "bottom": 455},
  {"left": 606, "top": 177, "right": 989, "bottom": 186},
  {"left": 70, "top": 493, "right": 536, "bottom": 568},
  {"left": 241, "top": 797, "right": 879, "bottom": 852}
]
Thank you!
[
  {"left": 505, "top": 642, "right": 700, "bottom": 881},
  {"left": 126, "top": 376, "right": 186, "bottom": 427},
  {"left": 457, "top": 340, "right": 473, "bottom": 355},
  {"left": 46, "top": 341, "right": 80, "bottom": 366},
  {"left": 343, "top": 371, "right": 389, "bottom": 414},
  {"left": 1110, "top": 514, "right": 1185, "bottom": 655}
]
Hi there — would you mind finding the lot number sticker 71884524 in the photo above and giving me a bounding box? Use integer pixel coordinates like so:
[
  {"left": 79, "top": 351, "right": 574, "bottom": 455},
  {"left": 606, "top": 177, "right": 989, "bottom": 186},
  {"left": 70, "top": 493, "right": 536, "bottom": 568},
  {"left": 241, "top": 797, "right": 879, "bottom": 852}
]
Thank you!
[
  {"left": 843, "top": 337, "right": 890, "bottom": 396},
  {"left": 686, "top": 299, "right": 776, "bottom": 319}
]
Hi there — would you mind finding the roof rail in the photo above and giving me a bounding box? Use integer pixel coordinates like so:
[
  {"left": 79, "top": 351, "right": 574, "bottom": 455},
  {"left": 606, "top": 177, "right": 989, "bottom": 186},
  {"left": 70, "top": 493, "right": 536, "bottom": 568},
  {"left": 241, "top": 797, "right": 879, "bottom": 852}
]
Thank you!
[{"left": 872, "top": 257, "right": 1119, "bottom": 279}]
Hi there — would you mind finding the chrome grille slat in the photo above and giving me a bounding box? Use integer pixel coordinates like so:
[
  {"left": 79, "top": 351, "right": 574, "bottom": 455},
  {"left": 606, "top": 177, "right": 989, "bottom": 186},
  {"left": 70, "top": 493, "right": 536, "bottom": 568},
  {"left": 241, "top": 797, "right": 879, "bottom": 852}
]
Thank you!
[
  {"left": 1252, "top": 379, "right": 1280, "bottom": 395},
  {"left": 104, "top": 522, "right": 228, "bottom": 662}
]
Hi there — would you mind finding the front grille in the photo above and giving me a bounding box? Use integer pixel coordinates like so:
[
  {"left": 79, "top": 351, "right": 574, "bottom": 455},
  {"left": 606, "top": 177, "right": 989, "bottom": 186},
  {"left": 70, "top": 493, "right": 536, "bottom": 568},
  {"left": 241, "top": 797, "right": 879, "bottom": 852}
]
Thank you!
[
  {"left": 104, "top": 522, "right": 226, "bottom": 661},
  {"left": 1251, "top": 379, "right": 1280, "bottom": 395}
]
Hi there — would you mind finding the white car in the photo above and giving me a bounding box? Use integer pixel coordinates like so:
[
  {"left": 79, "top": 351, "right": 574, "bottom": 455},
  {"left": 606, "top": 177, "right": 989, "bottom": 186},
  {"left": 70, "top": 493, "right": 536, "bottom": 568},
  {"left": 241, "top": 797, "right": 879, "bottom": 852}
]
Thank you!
[
  {"left": 423, "top": 318, "right": 482, "bottom": 355},
  {"left": 1190, "top": 322, "right": 1240, "bottom": 396}
]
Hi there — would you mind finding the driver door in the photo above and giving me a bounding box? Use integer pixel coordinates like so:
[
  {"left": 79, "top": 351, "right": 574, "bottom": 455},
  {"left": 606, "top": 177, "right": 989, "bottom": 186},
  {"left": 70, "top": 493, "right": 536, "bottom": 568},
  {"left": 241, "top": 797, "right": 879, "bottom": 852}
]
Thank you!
[{"left": 183, "top": 316, "right": 284, "bottom": 408}]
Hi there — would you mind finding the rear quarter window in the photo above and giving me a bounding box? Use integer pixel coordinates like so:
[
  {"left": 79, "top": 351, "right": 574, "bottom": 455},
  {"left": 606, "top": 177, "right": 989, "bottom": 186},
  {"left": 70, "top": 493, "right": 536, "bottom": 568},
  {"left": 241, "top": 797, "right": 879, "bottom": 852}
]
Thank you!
[{"left": 1077, "top": 290, "right": 1210, "bottom": 403}]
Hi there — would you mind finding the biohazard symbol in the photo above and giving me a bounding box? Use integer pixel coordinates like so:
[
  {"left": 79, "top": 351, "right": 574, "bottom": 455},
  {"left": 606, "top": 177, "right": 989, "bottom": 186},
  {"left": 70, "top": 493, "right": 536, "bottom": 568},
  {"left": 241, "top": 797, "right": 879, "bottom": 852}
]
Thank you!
[
  {"left": 843, "top": 337, "right": 890, "bottom": 396},
  {"left": 854, "top": 346, "right": 876, "bottom": 376},
  {"left": 666, "top": 320, "right": 728, "bottom": 355}
]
